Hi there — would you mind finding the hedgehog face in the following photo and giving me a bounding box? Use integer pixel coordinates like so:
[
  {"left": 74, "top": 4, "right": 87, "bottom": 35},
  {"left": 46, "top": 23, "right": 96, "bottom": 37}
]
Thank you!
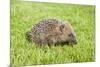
[
  {"left": 59, "top": 23, "right": 77, "bottom": 44},
  {"left": 67, "top": 33, "right": 77, "bottom": 44}
]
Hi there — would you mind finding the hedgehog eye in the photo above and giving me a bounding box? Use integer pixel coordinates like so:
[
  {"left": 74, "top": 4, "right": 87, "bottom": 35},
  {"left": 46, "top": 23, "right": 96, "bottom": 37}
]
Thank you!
[{"left": 68, "top": 33, "right": 73, "bottom": 37}]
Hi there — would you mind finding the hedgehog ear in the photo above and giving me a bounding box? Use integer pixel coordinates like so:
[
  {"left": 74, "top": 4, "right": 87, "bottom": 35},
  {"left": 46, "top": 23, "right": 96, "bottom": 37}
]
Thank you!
[{"left": 60, "top": 24, "right": 64, "bottom": 32}]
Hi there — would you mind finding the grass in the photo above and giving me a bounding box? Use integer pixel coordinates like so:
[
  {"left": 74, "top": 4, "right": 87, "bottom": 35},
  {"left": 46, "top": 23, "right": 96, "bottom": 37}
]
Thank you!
[{"left": 10, "top": 1, "right": 95, "bottom": 66}]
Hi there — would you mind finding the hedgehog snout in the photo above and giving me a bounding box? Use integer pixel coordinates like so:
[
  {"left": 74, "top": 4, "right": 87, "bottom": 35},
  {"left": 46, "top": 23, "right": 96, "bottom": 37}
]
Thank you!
[
  {"left": 72, "top": 38, "right": 77, "bottom": 44},
  {"left": 67, "top": 33, "right": 77, "bottom": 44}
]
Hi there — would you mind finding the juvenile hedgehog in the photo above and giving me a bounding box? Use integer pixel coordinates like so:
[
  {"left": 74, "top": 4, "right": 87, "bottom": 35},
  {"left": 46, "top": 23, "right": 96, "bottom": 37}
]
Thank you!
[{"left": 26, "top": 18, "right": 77, "bottom": 46}]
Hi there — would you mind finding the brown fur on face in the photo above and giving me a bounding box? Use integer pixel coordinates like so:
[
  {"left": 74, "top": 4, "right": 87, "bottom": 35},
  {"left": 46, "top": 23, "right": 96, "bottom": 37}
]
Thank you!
[
  {"left": 58, "top": 22, "right": 77, "bottom": 44},
  {"left": 26, "top": 18, "right": 77, "bottom": 46}
]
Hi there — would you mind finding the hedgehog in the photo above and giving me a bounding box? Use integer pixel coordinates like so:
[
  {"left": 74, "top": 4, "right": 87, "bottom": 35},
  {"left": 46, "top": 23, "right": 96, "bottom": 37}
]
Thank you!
[{"left": 26, "top": 18, "right": 77, "bottom": 46}]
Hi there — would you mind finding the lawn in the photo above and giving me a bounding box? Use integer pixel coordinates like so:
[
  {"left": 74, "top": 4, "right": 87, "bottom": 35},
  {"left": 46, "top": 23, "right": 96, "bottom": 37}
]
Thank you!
[{"left": 10, "top": 1, "right": 95, "bottom": 66}]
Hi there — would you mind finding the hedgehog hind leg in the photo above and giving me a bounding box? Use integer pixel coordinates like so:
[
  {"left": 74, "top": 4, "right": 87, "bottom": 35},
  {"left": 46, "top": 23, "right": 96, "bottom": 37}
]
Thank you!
[{"left": 25, "top": 31, "right": 33, "bottom": 42}]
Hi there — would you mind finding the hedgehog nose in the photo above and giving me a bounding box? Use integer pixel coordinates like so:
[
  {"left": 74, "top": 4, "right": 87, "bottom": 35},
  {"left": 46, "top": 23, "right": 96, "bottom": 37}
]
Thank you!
[
  {"left": 74, "top": 40, "right": 77, "bottom": 44},
  {"left": 72, "top": 39, "right": 77, "bottom": 44}
]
